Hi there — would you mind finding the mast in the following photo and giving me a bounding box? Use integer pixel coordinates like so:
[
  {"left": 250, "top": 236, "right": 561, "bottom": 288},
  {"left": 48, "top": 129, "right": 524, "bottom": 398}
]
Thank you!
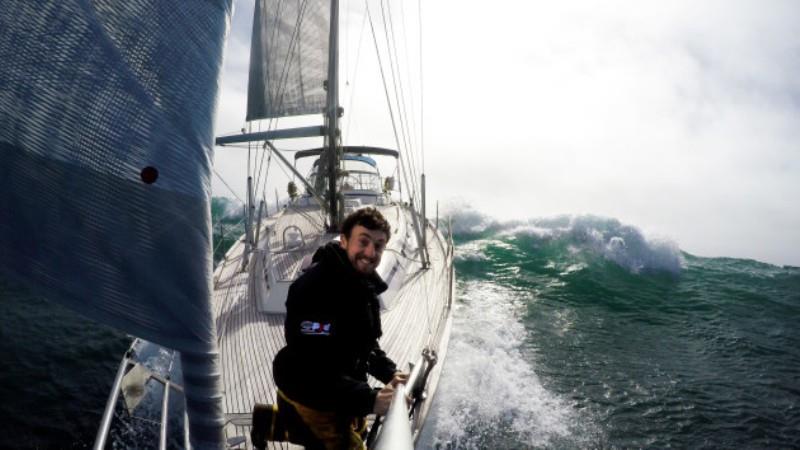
[{"left": 325, "top": 0, "right": 341, "bottom": 231}]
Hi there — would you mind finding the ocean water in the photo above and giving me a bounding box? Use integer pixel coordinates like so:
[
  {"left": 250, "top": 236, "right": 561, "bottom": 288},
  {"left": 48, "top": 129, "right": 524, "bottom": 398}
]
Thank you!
[
  {"left": 2, "top": 206, "right": 799, "bottom": 449},
  {"left": 420, "top": 212, "right": 800, "bottom": 449}
]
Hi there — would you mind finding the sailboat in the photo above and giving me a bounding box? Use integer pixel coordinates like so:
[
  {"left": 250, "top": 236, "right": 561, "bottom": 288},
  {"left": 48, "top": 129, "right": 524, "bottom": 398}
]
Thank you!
[{"left": 0, "top": 1, "right": 453, "bottom": 449}]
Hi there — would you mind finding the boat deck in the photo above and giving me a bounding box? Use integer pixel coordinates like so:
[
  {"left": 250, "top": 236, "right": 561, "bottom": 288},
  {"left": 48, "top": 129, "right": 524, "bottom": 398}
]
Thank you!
[{"left": 210, "top": 204, "right": 453, "bottom": 449}]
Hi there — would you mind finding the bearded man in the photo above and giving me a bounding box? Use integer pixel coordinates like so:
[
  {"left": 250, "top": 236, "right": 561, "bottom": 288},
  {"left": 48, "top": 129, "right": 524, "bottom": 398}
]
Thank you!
[{"left": 267, "top": 207, "right": 407, "bottom": 450}]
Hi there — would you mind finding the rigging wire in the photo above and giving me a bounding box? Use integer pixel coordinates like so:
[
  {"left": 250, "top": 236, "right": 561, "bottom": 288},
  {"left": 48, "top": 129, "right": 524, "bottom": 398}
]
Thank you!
[
  {"left": 372, "top": 1, "right": 420, "bottom": 211},
  {"left": 213, "top": 168, "right": 245, "bottom": 205},
  {"left": 365, "top": 0, "right": 417, "bottom": 212},
  {"left": 378, "top": 0, "right": 417, "bottom": 200},
  {"left": 239, "top": 0, "right": 429, "bottom": 225},
  {"left": 398, "top": 0, "right": 422, "bottom": 168},
  {"left": 344, "top": 10, "right": 368, "bottom": 140},
  {"left": 385, "top": 1, "right": 425, "bottom": 213},
  {"left": 212, "top": 215, "right": 247, "bottom": 259},
  {"left": 418, "top": 0, "right": 425, "bottom": 174},
  {"left": 381, "top": 0, "right": 421, "bottom": 195},
  {"left": 388, "top": 1, "right": 434, "bottom": 337}
]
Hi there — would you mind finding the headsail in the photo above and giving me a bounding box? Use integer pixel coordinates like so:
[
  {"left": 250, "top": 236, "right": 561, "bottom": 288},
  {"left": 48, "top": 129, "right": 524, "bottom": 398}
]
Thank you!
[
  {"left": 247, "top": 0, "right": 332, "bottom": 120},
  {"left": 0, "top": 1, "right": 231, "bottom": 448}
]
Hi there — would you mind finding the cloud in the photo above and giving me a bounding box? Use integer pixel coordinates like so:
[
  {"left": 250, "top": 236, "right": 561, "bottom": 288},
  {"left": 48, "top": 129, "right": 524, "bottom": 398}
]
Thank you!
[{"left": 215, "top": 0, "right": 800, "bottom": 266}]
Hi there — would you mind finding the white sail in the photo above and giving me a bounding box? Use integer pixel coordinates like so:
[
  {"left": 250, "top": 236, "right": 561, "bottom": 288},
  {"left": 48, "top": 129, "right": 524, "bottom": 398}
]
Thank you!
[
  {"left": 0, "top": 1, "right": 232, "bottom": 447},
  {"left": 247, "top": 0, "right": 331, "bottom": 120}
]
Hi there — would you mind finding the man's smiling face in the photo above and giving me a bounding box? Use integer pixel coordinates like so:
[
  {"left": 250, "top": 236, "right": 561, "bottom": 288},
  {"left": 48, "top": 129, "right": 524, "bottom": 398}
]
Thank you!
[{"left": 340, "top": 225, "right": 388, "bottom": 275}]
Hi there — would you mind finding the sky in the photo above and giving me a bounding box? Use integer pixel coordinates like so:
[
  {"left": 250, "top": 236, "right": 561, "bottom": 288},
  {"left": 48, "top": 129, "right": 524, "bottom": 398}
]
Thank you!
[{"left": 212, "top": 0, "right": 800, "bottom": 267}]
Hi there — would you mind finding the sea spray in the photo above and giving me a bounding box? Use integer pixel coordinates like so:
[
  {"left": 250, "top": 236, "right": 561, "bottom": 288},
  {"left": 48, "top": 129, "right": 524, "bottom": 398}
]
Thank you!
[{"left": 419, "top": 280, "right": 598, "bottom": 448}]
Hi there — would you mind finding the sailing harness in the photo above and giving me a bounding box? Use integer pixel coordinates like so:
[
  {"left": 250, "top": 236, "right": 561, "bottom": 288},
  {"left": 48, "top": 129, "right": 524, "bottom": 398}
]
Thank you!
[{"left": 251, "top": 348, "right": 438, "bottom": 450}]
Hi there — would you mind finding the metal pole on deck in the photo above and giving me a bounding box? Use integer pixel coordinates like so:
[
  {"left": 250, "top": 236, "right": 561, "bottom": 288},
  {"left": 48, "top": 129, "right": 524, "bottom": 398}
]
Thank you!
[
  {"left": 159, "top": 381, "right": 170, "bottom": 450},
  {"left": 254, "top": 200, "right": 264, "bottom": 247},
  {"left": 93, "top": 355, "right": 130, "bottom": 450},
  {"left": 242, "top": 176, "right": 254, "bottom": 271},
  {"left": 373, "top": 385, "right": 414, "bottom": 450},
  {"left": 184, "top": 410, "right": 191, "bottom": 450}
]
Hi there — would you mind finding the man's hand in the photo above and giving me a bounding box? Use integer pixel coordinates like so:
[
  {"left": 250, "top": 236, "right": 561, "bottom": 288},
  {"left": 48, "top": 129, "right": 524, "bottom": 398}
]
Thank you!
[
  {"left": 389, "top": 371, "right": 409, "bottom": 388},
  {"left": 373, "top": 385, "right": 395, "bottom": 415}
]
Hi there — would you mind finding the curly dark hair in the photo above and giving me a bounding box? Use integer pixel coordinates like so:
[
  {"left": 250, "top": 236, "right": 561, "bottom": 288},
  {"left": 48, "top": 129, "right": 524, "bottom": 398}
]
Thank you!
[{"left": 341, "top": 207, "right": 391, "bottom": 241}]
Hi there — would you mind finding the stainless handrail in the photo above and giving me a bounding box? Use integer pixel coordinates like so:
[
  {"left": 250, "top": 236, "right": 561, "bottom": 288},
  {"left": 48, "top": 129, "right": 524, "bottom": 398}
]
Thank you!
[
  {"left": 372, "top": 385, "right": 413, "bottom": 450},
  {"left": 368, "top": 355, "right": 423, "bottom": 450},
  {"left": 369, "top": 349, "right": 439, "bottom": 449},
  {"left": 159, "top": 380, "right": 170, "bottom": 450},
  {"left": 94, "top": 349, "right": 185, "bottom": 450},
  {"left": 184, "top": 411, "right": 191, "bottom": 450},
  {"left": 93, "top": 355, "right": 130, "bottom": 450}
]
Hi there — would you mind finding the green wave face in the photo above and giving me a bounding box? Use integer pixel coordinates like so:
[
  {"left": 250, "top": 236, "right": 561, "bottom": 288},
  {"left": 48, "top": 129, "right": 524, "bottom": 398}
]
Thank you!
[
  {"left": 422, "top": 209, "right": 800, "bottom": 449},
  {"left": 211, "top": 197, "right": 245, "bottom": 264}
]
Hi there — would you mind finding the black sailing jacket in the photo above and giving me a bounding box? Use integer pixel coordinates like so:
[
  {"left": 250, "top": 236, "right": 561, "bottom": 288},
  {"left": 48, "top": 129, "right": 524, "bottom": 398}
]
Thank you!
[{"left": 273, "top": 242, "right": 397, "bottom": 417}]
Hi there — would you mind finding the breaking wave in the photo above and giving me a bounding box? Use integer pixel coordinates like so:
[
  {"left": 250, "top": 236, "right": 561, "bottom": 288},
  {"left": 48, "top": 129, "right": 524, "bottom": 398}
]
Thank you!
[{"left": 446, "top": 207, "right": 683, "bottom": 275}]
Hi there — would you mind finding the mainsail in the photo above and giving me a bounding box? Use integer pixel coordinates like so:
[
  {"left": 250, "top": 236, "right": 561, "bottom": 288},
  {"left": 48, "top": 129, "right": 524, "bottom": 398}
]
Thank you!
[
  {"left": 0, "top": 1, "right": 231, "bottom": 448},
  {"left": 247, "top": 0, "right": 331, "bottom": 120}
]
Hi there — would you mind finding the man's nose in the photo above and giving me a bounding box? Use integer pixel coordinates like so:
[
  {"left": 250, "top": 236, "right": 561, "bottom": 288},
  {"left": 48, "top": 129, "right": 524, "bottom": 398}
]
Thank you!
[{"left": 363, "top": 243, "right": 376, "bottom": 257}]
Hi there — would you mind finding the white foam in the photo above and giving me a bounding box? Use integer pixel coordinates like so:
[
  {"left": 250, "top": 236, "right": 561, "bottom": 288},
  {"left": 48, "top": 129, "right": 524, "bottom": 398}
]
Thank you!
[
  {"left": 420, "top": 280, "right": 592, "bottom": 448},
  {"left": 215, "top": 196, "right": 244, "bottom": 220},
  {"left": 445, "top": 204, "right": 685, "bottom": 274},
  {"left": 498, "top": 223, "right": 556, "bottom": 239},
  {"left": 558, "top": 215, "right": 685, "bottom": 274},
  {"left": 446, "top": 207, "right": 495, "bottom": 235},
  {"left": 453, "top": 240, "right": 491, "bottom": 262},
  {"left": 453, "top": 239, "right": 515, "bottom": 262}
]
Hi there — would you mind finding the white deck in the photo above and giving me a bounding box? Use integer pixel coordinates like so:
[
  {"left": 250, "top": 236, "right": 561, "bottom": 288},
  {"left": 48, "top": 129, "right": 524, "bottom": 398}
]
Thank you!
[{"left": 211, "top": 204, "right": 453, "bottom": 449}]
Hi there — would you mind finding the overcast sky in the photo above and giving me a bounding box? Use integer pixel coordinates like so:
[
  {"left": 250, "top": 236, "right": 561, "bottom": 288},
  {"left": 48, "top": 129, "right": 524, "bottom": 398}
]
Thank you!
[{"left": 212, "top": 0, "right": 800, "bottom": 267}]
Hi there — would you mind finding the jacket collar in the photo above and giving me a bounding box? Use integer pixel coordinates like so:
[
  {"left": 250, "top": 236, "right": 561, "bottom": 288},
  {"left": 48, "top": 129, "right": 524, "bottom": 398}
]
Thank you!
[{"left": 312, "top": 242, "right": 388, "bottom": 295}]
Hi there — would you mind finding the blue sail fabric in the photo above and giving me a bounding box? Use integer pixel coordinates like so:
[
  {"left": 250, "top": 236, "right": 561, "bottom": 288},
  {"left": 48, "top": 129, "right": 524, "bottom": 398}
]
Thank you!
[{"left": 0, "top": 1, "right": 231, "bottom": 447}]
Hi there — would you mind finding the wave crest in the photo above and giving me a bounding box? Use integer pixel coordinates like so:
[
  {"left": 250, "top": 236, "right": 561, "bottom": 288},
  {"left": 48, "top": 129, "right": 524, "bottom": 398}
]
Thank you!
[{"left": 445, "top": 207, "right": 683, "bottom": 274}]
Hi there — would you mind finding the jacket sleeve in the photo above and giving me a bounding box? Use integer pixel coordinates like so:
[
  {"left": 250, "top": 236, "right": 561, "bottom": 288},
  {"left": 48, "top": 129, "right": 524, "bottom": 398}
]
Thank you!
[
  {"left": 333, "top": 375, "right": 380, "bottom": 416},
  {"left": 367, "top": 341, "right": 398, "bottom": 384}
]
